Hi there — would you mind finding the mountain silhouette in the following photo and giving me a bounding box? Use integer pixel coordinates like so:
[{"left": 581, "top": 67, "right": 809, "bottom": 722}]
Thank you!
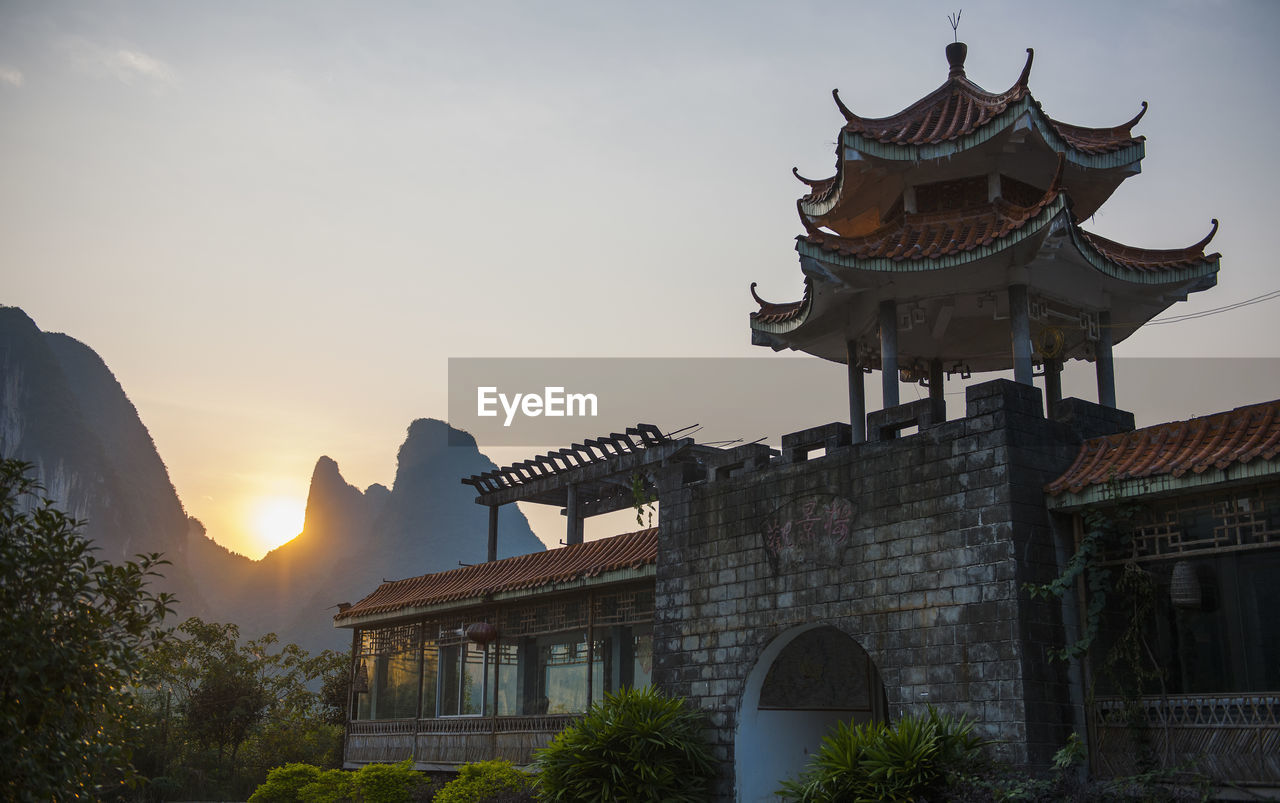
[{"left": 0, "top": 306, "right": 544, "bottom": 654}]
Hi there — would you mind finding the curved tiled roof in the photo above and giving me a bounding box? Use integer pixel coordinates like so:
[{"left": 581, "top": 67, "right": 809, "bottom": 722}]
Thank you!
[
  {"left": 335, "top": 528, "right": 658, "bottom": 623},
  {"left": 1077, "top": 220, "right": 1220, "bottom": 274},
  {"left": 750, "top": 279, "right": 810, "bottom": 325},
  {"left": 799, "top": 160, "right": 1064, "bottom": 263},
  {"left": 834, "top": 48, "right": 1143, "bottom": 154},
  {"left": 1046, "top": 400, "right": 1280, "bottom": 496}
]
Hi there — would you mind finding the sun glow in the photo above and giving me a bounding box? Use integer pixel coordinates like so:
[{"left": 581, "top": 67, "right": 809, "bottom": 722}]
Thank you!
[{"left": 250, "top": 496, "right": 306, "bottom": 555}]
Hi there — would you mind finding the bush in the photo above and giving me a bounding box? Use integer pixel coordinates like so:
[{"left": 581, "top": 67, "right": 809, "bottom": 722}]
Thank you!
[
  {"left": 350, "top": 760, "right": 429, "bottom": 803},
  {"left": 249, "top": 762, "right": 324, "bottom": 803},
  {"left": 533, "top": 686, "right": 715, "bottom": 802},
  {"left": 778, "top": 707, "right": 988, "bottom": 802},
  {"left": 298, "top": 768, "right": 355, "bottom": 803},
  {"left": 434, "top": 760, "right": 534, "bottom": 803}
]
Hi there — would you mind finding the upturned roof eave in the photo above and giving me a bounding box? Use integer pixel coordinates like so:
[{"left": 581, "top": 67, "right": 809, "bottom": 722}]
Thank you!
[
  {"left": 1045, "top": 455, "right": 1280, "bottom": 512},
  {"left": 837, "top": 97, "right": 1145, "bottom": 171}
]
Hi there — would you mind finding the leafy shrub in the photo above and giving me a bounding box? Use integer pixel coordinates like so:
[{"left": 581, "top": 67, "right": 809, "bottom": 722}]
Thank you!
[
  {"left": 249, "top": 762, "right": 324, "bottom": 802},
  {"left": 298, "top": 768, "right": 355, "bottom": 803},
  {"left": 778, "top": 707, "right": 988, "bottom": 802},
  {"left": 350, "top": 759, "right": 429, "bottom": 803},
  {"left": 434, "top": 760, "right": 534, "bottom": 803},
  {"left": 533, "top": 686, "right": 715, "bottom": 802}
]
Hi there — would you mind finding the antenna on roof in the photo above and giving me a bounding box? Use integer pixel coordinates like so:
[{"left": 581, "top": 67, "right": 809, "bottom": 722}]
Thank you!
[{"left": 947, "top": 9, "right": 962, "bottom": 42}]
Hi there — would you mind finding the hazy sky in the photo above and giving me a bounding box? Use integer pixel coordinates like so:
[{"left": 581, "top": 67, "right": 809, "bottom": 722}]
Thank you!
[{"left": 3, "top": 1, "right": 1278, "bottom": 558}]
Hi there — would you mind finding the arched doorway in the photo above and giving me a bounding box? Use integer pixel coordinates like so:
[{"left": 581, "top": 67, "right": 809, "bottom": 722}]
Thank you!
[{"left": 734, "top": 624, "right": 887, "bottom": 802}]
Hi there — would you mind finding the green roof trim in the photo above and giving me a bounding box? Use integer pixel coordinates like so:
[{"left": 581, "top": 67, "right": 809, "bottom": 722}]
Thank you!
[
  {"left": 1046, "top": 458, "right": 1280, "bottom": 512},
  {"left": 795, "top": 194, "right": 1066, "bottom": 273}
]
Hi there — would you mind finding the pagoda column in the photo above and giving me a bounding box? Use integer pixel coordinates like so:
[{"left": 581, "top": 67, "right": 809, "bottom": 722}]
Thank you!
[
  {"left": 847, "top": 340, "right": 866, "bottom": 444},
  {"left": 879, "top": 300, "right": 899, "bottom": 408},
  {"left": 565, "top": 484, "right": 583, "bottom": 545},
  {"left": 1096, "top": 311, "right": 1117, "bottom": 408},
  {"left": 928, "top": 358, "right": 945, "bottom": 422},
  {"left": 1009, "top": 284, "right": 1033, "bottom": 386},
  {"left": 1044, "top": 358, "right": 1063, "bottom": 418}
]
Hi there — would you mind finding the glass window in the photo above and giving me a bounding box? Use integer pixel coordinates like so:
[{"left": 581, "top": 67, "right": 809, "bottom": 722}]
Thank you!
[
  {"left": 355, "top": 649, "right": 420, "bottom": 720},
  {"left": 439, "top": 643, "right": 486, "bottom": 716}
]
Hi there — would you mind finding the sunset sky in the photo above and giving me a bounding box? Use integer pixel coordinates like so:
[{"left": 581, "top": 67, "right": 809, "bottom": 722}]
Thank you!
[{"left": 4, "top": 1, "right": 1279, "bottom": 558}]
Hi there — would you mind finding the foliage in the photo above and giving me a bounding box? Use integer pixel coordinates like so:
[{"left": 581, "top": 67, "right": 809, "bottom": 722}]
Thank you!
[
  {"left": 297, "top": 769, "right": 355, "bottom": 803},
  {"left": 349, "top": 760, "right": 430, "bottom": 803},
  {"left": 0, "top": 458, "right": 174, "bottom": 801},
  {"left": 629, "top": 470, "right": 656, "bottom": 528},
  {"left": 533, "top": 686, "right": 715, "bottom": 802},
  {"left": 249, "top": 763, "right": 324, "bottom": 803},
  {"left": 434, "top": 760, "right": 534, "bottom": 803},
  {"left": 135, "top": 617, "right": 348, "bottom": 799},
  {"left": 777, "top": 707, "right": 988, "bottom": 802}
]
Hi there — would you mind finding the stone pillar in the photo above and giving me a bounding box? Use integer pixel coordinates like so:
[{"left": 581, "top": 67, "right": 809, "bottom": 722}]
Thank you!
[
  {"left": 1096, "top": 311, "right": 1116, "bottom": 408},
  {"left": 1044, "top": 358, "right": 1062, "bottom": 418},
  {"left": 879, "top": 300, "right": 899, "bottom": 408},
  {"left": 487, "top": 504, "right": 499, "bottom": 562},
  {"left": 1009, "top": 284, "right": 1033, "bottom": 386},
  {"left": 928, "top": 358, "right": 946, "bottom": 422},
  {"left": 847, "top": 340, "right": 866, "bottom": 444},
  {"left": 565, "top": 484, "right": 583, "bottom": 546}
]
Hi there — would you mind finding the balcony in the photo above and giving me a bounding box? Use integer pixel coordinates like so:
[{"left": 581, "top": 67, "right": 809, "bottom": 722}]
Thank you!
[
  {"left": 345, "top": 714, "right": 578, "bottom": 769},
  {"left": 1091, "top": 694, "right": 1280, "bottom": 788}
]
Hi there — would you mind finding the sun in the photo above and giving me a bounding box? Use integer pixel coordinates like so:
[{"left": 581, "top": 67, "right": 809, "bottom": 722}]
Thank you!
[{"left": 250, "top": 496, "right": 306, "bottom": 554}]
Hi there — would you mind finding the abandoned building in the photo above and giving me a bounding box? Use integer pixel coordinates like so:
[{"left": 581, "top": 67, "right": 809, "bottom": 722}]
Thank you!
[{"left": 335, "top": 42, "right": 1279, "bottom": 800}]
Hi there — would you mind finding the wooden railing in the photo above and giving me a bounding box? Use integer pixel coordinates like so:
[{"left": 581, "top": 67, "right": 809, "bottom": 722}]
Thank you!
[
  {"left": 1091, "top": 694, "right": 1280, "bottom": 787},
  {"left": 346, "top": 715, "right": 578, "bottom": 767}
]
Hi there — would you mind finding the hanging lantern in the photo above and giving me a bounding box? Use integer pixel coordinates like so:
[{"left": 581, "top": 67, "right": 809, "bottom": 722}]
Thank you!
[
  {"left": 353, "top": 660, "right": 369, "bottom": 694},
  {"left": 466, "top": 621, "right": 499, "bottom": 645},
  {"left": 1170, "top": 561, "right": 1202, "bottom": 609}
]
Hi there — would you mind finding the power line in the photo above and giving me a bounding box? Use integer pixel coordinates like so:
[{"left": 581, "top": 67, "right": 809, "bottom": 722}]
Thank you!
[{"left": 1144, "top": 290, "right": 1280, "bottom": 325}]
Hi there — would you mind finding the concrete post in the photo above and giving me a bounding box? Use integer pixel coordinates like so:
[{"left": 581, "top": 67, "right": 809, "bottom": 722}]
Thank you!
[
  {"left": 487, "top": 504, "right": 499, "bottom": 562},
  {"left": 1009, "top": 284, "right": 1033, "bottom": 386},
  {"left": 879, "top": 300, "right": 899, "bottom": 408},
  {"left": 1044, "top": 358, "right": 1062, "bottom": 418},
  {"left": 565, "top": 484, "right": 583, "bottom": 546},
  {"left": 847, "top": 340, "right": 866, "bottom": 444},
  {"left": 928, "top": 358, "right": 946, "bottom": 422},
  {"left": 1096, "top": 311, "right": 1116, "bottom": 408}
]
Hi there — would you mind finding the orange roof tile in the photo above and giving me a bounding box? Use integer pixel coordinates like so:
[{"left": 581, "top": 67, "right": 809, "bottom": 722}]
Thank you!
[
  {"left": 833, "top": 48, "right": 1143, "bottom": 154},
  {"left": 1046, "top": 400, "right": 1280, "bottom": 496},
  {"left": 1078, "top": 220, "right": 1220, "bottom": 274},
  {"left": 335, "top": 528, "right": 658, "bottom": 623},
  {"left": 750, "top": 279, "right": 809, "bottom": 325},
  {"left": 799, "top": 177, "right": 1061, "bottom": 263}
]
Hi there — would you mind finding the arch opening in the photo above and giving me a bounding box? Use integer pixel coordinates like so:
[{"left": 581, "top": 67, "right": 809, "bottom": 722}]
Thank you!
[{"left": 734, "top": 624, "right": 887, "bottom": 802}]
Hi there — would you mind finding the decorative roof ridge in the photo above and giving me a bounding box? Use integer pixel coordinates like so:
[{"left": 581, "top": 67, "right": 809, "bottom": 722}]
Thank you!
[
  {"left": 749, "top": 277, "right": 812, "bottom": 325},
  {"left": 1045, "top": 399, "right": 1280, "bottom": 497},
  {"left": 801, "top": 157, "right": 1063, "bottom": 255},
  {"left": 334, "top": 528, "right": 659, "bottom": 623},
  {"left": 1075, "top": 218, "right": 1222, "bottom": 269},
  {"left": 1044, "top": 100, "right": 1149, "bottom": 153}
]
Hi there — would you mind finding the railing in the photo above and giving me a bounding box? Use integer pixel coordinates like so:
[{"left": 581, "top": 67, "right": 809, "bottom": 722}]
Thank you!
[
  {"left": 346, "top": 715, "right": 578, "bottom": 767},
  {"left": 1091, "top": 694, "right": 1280, "bottom": 786}
]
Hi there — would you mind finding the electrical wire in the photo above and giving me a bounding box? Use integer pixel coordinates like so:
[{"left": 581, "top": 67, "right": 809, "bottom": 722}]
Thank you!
[{"left": 1142, "top": 290, "right": 1280, "bottom": 325}]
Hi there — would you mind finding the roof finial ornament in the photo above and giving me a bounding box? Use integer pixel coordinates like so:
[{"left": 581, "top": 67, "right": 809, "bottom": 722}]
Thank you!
[{"left": 945, "top": 11, "right": 967, "bottom": 78}]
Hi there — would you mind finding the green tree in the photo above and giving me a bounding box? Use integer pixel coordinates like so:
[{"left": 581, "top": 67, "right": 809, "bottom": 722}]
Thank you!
[
  {"left": 0, "top": 458, "right": 174, "bottom": 800},
  {"left": 138, "top": 618, "right": 347, "bottom": 798}
]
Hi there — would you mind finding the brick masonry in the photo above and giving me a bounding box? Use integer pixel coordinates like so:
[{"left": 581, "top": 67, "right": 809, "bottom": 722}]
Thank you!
[{"left": 652, "top": 379, "right": 1133, "bottom": 801}]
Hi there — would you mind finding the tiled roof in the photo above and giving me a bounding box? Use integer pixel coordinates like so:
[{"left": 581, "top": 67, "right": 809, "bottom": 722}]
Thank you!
[
  {"left": 1046, "top": 400, "right": 1280, "bottom": 496},
  {"left": 334, "top": 528, "right": 658, "bottom": 623},
  {"left": 1078, "top": 220, "right": 1220, "bottom": 274},
  {"left": 750, "top": 279, "right": 809, "bottom": 325},
  {"left": 799, "top": 178, "right": 1061, "bottom": 263},
  {"left": 834, "top": 48, "right": 1143, "bottom": 154}
]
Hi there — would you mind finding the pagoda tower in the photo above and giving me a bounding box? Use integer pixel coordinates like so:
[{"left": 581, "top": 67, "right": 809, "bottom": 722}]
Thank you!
[{"left": 750, "top": 42, "right": 1220, "bottom": 441}]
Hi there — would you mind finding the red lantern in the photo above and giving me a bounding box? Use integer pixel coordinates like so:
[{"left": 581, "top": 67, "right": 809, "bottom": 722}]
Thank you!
[{"left": 465, "top": 621, "right": 499, "bottom": 645}]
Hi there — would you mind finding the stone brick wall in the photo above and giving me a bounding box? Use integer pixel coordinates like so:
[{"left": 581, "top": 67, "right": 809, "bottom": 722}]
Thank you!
[{"left": 652, "top": 379, "right": 1133, "bottom": 801}]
